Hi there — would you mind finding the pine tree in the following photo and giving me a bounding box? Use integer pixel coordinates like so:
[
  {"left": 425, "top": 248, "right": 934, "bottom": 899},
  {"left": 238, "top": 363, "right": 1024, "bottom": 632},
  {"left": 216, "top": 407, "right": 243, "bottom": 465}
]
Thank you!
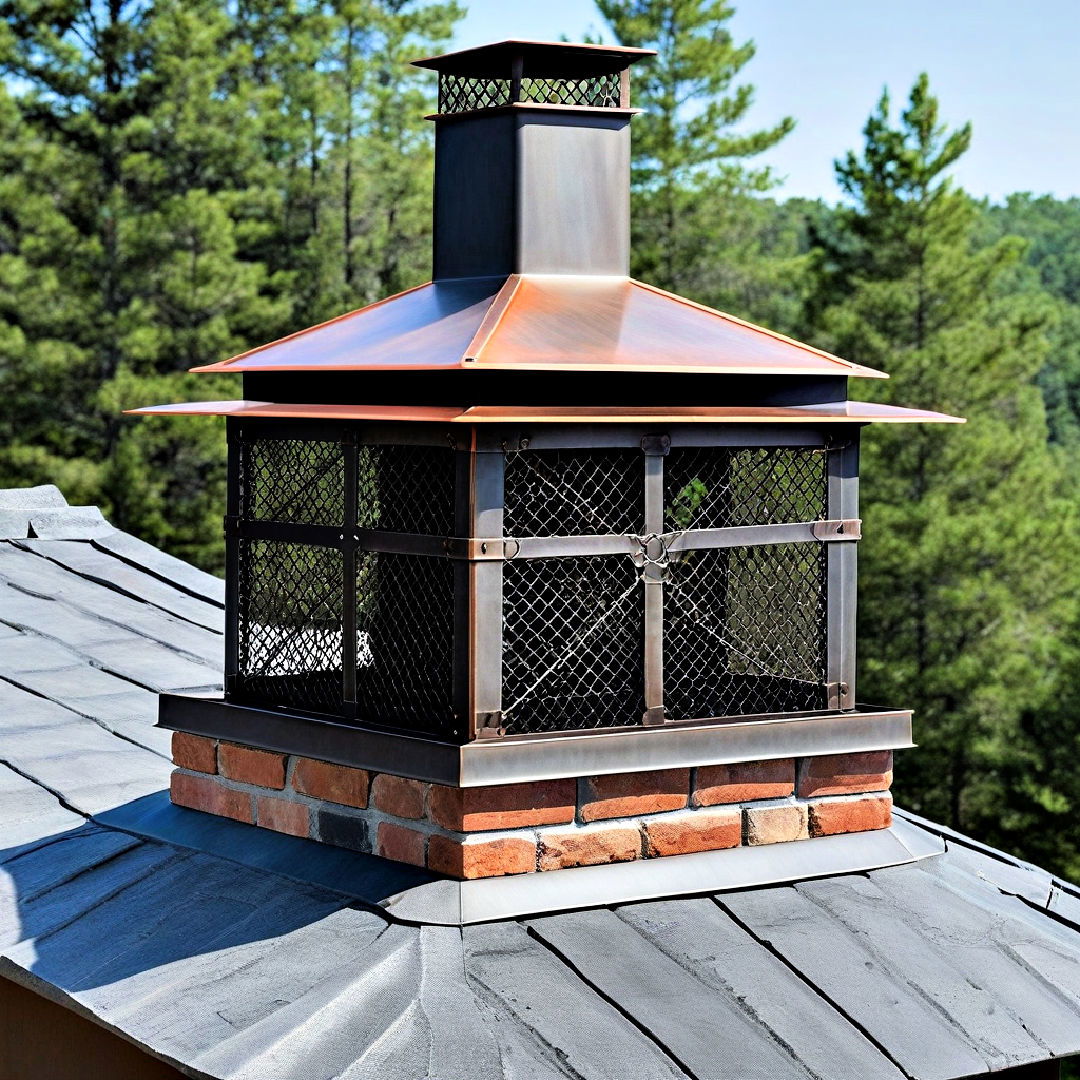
[
  {"left": 807, "top": 75, "right": 1075, "bottom": 830},
  {"left": 332, "top": 0, "right": 461, "bottom": 309},
  {"left": 594, "top": 0, "right": 794, "bottom": 316},
  {"left": 985, "top": 194, "right": 1080, "bottom": 448},
  {"left": 0, "top": 0, "right": 460, "bottom": 569}
]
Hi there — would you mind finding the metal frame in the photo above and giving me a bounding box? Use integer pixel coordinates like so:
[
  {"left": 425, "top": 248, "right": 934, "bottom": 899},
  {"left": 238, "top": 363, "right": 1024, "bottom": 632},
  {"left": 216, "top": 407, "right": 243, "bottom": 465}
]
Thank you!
[
  {"left": 223, "top": 418, "right": 864, "bottom": 747},
  {"left": 826, "top": 436, "right": 860, "bottom": 709}
]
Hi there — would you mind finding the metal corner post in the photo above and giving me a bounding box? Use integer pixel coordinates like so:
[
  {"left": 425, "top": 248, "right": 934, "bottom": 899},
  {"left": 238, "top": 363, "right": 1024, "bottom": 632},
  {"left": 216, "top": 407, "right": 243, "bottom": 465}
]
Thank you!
[
  {"left": 341, "top": 429, "right": 359, "bottom": 716},
  {"left": 459, "top": 436, "right": 506, "bottom": 740},
  {"left": 471, "top": 446, "right": 506, "bottom": 738},
  {"left": 642, "top": 435, "right": 668, "bottom": 725},
  {"left": 224, "top": 419, "right": 241, "bottom": 696},
  {"left": 826, "top": 434, "right": 860, "bottom": 709}
]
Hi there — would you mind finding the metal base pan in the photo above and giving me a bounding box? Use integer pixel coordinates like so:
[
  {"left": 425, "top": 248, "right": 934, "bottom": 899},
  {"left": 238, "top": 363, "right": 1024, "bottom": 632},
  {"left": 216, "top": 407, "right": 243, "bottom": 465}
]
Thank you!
[{"left": 159, "top": 692, "right": 914, "bottom": 787}]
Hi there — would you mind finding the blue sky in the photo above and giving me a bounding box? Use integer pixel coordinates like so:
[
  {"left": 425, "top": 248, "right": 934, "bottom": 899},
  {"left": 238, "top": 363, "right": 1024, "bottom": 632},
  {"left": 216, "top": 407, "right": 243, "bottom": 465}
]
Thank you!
[{"left": 454, "top": 0, "right": 1080, "bottom": 204}]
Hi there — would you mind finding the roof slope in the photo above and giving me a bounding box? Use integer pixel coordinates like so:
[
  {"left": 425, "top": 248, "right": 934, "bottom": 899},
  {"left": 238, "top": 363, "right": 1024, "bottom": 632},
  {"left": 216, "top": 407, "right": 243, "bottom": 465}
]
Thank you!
[
  {"left": 2, "top": 486, "right": 1080, "bottom": 1079},
  {"left": 190, "top": 276, "right": 888, "bottom": 378}
]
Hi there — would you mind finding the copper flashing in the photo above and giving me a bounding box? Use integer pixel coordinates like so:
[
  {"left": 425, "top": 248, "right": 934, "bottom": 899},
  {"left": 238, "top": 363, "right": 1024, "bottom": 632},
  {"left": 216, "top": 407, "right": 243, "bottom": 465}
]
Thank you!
[
  {"left": 126, "top": 401, "right": 964, "bottom": 425},
  {"left": 187, "top": 275, "right": 890, "bottom": 379}
]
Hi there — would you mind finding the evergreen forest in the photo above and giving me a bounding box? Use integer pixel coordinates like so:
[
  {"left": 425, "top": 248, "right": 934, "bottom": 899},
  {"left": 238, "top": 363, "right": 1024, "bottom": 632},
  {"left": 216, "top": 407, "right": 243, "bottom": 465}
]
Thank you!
[{"left": 3, "top": 0, "right": 1080, "bottom": 877}]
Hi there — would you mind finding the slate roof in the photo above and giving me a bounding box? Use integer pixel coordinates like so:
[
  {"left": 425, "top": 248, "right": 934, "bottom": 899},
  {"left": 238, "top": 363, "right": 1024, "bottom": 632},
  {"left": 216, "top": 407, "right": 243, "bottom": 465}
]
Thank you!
[{"left": 4, "top": 485, "right": 1080, "bottom": 1079}]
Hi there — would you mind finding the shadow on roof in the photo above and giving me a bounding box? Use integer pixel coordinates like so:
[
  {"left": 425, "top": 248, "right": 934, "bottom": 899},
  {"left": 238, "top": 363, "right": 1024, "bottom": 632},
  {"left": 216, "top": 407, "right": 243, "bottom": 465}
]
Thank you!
[{"left": 0, "top": 796, "right": 437, "bottom": 995}]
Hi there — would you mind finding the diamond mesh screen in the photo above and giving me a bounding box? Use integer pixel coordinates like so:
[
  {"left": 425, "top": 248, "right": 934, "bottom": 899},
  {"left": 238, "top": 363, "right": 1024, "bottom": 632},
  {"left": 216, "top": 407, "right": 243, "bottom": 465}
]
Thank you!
[
  {"left": 503, "top": 449, "right": 644, "bottom": 536},
  {"left": 240, "top": 438, "right": 345, "bottom": 526},
  {"left": 235, "top": 539, "right": 344, "bottom": 715},
  {"left": 355, "top": 552, "right": 459, "bottom": 740},
  {"left": 664, "top": 543, "right": 829, "bottom": 721},
  {"left": 438, "top": 72, "right": 621, "bottom": 113},
  {"left": 664, "top": 446, "right": 828, "bottom": 531},
  {"left": 357, "top": 444, "right": 456, "bottom": 535},
  {"left": 501, "top": 555, "right": 645, "bottom": 735}
]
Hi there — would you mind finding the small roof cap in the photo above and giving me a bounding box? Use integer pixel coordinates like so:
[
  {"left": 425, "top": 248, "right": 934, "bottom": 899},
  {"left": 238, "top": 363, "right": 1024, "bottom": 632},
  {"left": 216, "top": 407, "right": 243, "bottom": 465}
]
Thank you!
[{"left": 412, "top": 39, "right": 656, "bottom": 80}]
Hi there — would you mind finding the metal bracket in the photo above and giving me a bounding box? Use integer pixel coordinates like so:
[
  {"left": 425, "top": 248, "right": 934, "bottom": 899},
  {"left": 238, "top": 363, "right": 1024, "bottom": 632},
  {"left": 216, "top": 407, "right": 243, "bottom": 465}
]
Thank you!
[
  {"left": 443, "top": 537, "right": 520, "bottom": 561},
  {"left": 641, "top": 433, "right": 671, "bottom": 456},
  {"left": 812, "top": 518, "right": 862, "bottom": 541},
  {"left": 629, "top": 533, "right": 672, "bottom": 581},
  {"left": 641, "top": 705, "right": 669, "bottom": 726},
  {"left": 828, "top": 681, "right": 852, "bottom": 710},
  {"left": 475, "top": 712, "right": 505, "bottom": 739}
]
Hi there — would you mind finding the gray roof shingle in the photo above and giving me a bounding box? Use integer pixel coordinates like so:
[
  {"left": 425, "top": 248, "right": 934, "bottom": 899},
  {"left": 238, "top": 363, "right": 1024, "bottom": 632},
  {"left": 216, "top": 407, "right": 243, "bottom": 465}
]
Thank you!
[{"left": 3, "top": 486, "right": 1080, "bottom": 1079}]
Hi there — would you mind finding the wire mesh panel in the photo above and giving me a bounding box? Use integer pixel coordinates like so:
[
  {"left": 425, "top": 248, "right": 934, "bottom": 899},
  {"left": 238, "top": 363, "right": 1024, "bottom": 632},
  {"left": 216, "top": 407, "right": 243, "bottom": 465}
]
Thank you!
[
  {"left": 664, "top": 446, "right": 828, "bottom": 531},
  {"left": 664, "top": 544, "right": 829, "bottom": 721},
  {"left": 503, "top": 449, "right": 644, "bottom": 536},
  {"left": 239, "top": 437, "right": 345, "bottom": 526},
  {"left": 501, "top": 555, "right": 645, "bottom": 735},
  {"left": 357, "top": 444, "right": 456, "bottom": 535},
  {"left": 519, "top": 74, "right": 621, "bottom": 107},
  {"left": 225, "top": 425, "right": 846, "bottom": 742},
  {"left": 439, "top": 72, "right": 621, "bottom": 114},
  {"left": 355, "top": 551, "right": 459, "bottom": 740},
  {"left": 234, "top": 540, "right": 344, "bottom": 715}
]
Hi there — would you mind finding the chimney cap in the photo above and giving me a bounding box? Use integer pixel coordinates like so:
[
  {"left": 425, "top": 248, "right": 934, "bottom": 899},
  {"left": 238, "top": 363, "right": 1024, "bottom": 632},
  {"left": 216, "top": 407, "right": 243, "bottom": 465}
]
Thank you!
[{"left": 412, "top": 39, "right": 656, "bottom": 80}]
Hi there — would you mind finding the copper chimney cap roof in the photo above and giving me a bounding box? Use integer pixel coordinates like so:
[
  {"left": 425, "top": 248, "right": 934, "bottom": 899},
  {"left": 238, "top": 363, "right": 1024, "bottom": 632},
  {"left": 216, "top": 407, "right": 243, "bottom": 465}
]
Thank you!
[
  {"left": 128, "top": 37, "right": 969, "bottom": 417},
  {"left": 188, "top": 275, "right": 888, "bottom": 378},
  {"left": 411, "top": 39, "right": 656, "bottom": 79}
]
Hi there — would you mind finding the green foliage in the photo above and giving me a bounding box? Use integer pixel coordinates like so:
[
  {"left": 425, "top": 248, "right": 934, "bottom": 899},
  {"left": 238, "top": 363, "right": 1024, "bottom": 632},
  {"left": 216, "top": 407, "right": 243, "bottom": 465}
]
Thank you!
[
  {"left": 0, "top": 0, "right": 460, "bottom": 572},
  {"left": 595, "top": 0, "right": 797, "bottom": 320},
  {"left": 982, "top": 194, "right": 1080, "bottom": 448},
  {"left": 804, "top": 73, "right": 1077, "bottom": 835}
]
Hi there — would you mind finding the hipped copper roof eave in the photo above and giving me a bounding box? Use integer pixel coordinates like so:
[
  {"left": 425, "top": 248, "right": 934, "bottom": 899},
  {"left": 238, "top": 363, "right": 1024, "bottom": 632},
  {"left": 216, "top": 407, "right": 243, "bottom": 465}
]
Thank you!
[
  {"left": 125, "top": 401, "right": 965, "bottom": 425},
  {"left": 187, "top": 279, "right": 453, "bottom": 373},
  {"left": 185, "top": 275, "right": 890, "bottom": 379}
]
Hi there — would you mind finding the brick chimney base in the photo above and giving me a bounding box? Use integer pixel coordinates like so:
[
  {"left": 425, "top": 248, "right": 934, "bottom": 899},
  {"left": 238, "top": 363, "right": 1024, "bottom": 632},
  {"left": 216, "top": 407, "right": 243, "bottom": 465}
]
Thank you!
[{"left": 169, "top": 733, "right": 893, "bottom": 880}]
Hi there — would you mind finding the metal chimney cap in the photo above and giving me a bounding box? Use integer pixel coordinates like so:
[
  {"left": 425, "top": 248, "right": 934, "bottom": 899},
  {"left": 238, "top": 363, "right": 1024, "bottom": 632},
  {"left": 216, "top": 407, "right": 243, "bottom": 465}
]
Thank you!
[{"left": 411, "top": 39, "right": 656, "bottom": 80}]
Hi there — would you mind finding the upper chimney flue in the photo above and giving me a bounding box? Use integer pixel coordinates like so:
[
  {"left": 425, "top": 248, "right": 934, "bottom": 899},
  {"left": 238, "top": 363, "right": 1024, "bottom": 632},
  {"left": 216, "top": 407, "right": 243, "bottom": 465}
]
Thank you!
[{"left": 412, "top": 41, "right": 655, "bottom": 281}]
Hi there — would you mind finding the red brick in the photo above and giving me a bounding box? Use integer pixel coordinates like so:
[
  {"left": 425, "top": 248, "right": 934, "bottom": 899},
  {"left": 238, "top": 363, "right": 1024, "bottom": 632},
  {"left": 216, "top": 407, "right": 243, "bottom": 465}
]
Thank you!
[
  {"left": 256, "top": 796, "right": 310, "bottom": 838},
  {"left": 218, "top": 742, "right": 286, "bottom": 789},
  {"left": 171, "top": 732, "right": 217, "bottom": 774},
  {"left": 797, "top": 752, "right": 893, "bottom": 799},
  {"left": 292, "top": 758, "right": 369, "bottom": 808},
  {"left": 579, "top": 769, "right": 689, "bottom": 822},
  {"left": 809, "top": 794, "right": 892, "bottom": 837},
  {"left": 693, "top": 759, "right": 794, "bottom": 806},
  {"left": 538, "top": 824, "right": 641, "bottom": 870},
  {"left": 371, "top": 774, "right": 427, "bottom": 819},
  {"left": 428, "top": 779, "right": 575, "bottom": 832},
  {"left": 643, "top": 810, "right": 741, "bottom": 857},
  {"left": 170, "top": 770, "right": 253, "bottom": 824},
  {"left": 377, "top": 821, "right": 427, "bottom": 867},
  {"left": 743, "top": 803, "right": 808, "bottom": 846},
  {"left": 427, "top": 833, "right": 537, "bottom": 879}
]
